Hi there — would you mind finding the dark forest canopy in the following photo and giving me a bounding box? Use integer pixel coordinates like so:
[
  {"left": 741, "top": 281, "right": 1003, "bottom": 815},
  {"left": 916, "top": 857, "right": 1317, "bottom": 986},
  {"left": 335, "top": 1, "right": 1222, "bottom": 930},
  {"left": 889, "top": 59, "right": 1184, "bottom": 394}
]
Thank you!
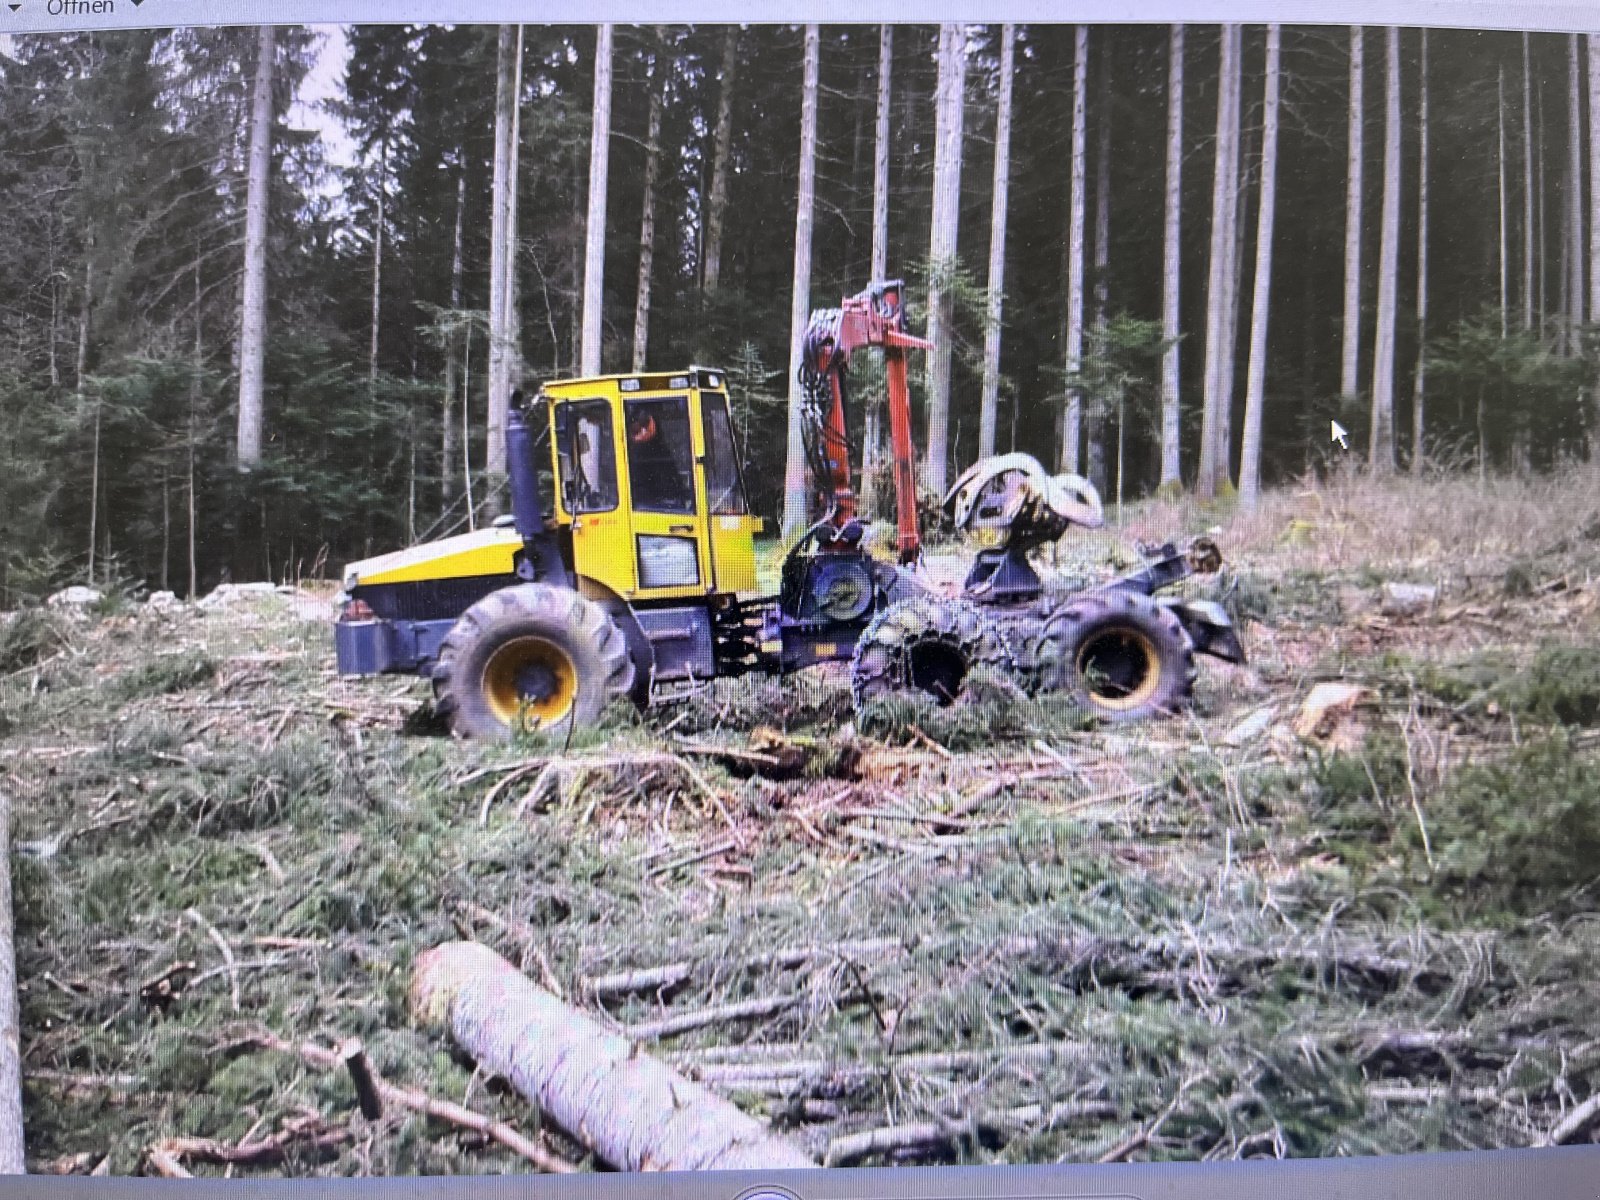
[{"left": 0, "top": 23, "right": 1594, "bottom": 600}]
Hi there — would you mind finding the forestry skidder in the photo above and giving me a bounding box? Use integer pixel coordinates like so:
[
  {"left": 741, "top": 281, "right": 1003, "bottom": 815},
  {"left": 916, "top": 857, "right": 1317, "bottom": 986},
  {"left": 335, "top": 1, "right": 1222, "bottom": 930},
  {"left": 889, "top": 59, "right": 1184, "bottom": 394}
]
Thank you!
[{"left": 335, "top": 280, "right": 1244, "bottom": 739}]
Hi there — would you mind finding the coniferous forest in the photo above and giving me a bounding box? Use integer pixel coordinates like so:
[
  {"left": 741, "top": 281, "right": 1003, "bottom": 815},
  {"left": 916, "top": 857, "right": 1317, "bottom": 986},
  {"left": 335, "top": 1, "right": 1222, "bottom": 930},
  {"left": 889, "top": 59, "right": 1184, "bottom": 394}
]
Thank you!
[{"left": 1, "top": 23, "right": 1597, "bottom": 602}]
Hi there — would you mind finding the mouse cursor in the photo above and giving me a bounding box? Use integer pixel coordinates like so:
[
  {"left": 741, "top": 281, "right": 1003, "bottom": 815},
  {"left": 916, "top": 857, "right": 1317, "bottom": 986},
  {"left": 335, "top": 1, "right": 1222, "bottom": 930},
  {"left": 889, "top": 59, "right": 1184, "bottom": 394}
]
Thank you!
[{"left": 1330, "top": 420, "right": 1350, "bottom": 450}]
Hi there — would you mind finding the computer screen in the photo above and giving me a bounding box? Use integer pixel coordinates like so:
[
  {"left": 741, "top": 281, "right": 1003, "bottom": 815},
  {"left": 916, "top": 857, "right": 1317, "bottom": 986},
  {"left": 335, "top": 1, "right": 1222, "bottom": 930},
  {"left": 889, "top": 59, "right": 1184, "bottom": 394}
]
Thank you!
[{"left": 0, "top": 3, "right": 1596, "bottom": 1186}]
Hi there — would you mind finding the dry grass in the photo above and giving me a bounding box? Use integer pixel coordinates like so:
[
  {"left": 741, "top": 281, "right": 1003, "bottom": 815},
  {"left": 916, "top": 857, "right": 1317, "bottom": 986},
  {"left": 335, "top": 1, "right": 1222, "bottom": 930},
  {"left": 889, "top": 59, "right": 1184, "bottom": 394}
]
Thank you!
[{"left": 4, "top": 470, "right": 1600, "bottom": 1176}]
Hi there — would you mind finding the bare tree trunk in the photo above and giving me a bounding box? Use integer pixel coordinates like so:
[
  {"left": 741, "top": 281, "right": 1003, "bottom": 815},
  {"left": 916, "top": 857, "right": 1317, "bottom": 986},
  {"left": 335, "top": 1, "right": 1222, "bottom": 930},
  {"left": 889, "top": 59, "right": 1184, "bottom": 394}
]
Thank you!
[
  {"left": 1086, "top": 40, "right": 1112, "bottom": 494},
  {"left": 189, "top": 264, "right": 201, "bottom": 600},
  {"left": 1239, "top": 25, "right": 1281, "bottom": 511},
  {"left": 1568, "top": 33, "right": 1585, "bottom": 351},
  {"left": 861, "top": 26, "right": 893, "bottom": 517},
  {"left": 77, "top": 254, "right": 95, "bottom": 581},
  {"left": 0, "top": 791, "right": 22, "bottom": 1175},
  {"left": 443, "top": 167, "right": 465, "bottom": 516},
  {"left": 507, "top": 26, "right": 525, "bottom": 394},
  {"left": 1591, "top": 34, "right": 1600, "bottom": 324},
  {"left": 582, "top": 24, "right": 614, "bottom": 375},
  {"left": 1217, "top": 93, "right": 1248, "bottom": 487},
  {"left": 632, "top": 42, "right": 666, "bottom": 372},
  {"left": 369, "top": 139, "right": 386, "bottom": 391},
  {"left": 1196, "top": 24, "right": 1240, "bottom": 499},
  {"left": 924, "top": 23, "right": 967, "bottom": 498},
  {"left": 781, "top": 25, "right": 821, "bottom": 537},
  {"left": 1369, "top": 26, "right": 1401, "bottom": 473},
  {"left": 702, "top": 27, "right": 739, "bottom": 293},
  {"left": 1540, "top": 84, "right": 1549, "bottom": 333},
  {"left": 1341, "top": 26, "right": 1364, "bottom": 397},
  {"left": 236, "top": 24, "right": 275, "bottom": 471},
  {"left": 1059, "top": 25, "right": 1088, "bottom": 475},
  {"left": 1412, "top": 30, "right": 1430, "bottom": 471},
  {"left": 412, "top": 943, "right": 813, "bottom": 1170},
  {"left": 1524, "top": 34, "right": 1536, "bottom": 332},
  {"left": 978, "top": 24, "right": 1015, "bottom": 461},
  {"left": 1159, "top": 24, "right": 1185, "bottom": 489},
  {"left": 1498, "top": 65, "right": 1509, "bottom": 336},
  {"left": 487, "top": 26, "right": 516, "bottom": 483}
]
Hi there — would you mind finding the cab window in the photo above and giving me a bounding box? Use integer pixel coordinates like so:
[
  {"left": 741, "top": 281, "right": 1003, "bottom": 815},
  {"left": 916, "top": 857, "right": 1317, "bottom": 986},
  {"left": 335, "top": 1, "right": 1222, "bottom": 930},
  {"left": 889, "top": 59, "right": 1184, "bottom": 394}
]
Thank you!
[
  {"left": 626, "top": 396, "right": 696, "bottom": 514},
  {"left": 556, "top": 399, "right": 618, "bottom": 513},
  {"left": 701, "top": 394, "right": 749, "bottom": 516}
]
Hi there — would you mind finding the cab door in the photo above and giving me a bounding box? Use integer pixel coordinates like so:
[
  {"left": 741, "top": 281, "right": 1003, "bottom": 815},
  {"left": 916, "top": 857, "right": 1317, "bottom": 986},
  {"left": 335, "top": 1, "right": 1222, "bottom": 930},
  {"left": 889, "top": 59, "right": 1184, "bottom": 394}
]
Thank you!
[{"left": 621, "top": 393, "right": 714, "bottom": 600}]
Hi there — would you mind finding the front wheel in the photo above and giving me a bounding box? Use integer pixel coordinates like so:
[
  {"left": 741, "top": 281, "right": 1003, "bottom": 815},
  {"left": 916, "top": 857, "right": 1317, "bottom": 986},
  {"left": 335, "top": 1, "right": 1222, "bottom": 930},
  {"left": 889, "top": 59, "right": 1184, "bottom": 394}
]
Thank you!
[
  {"left": 432, "top": 584, "right": 636, "bottom": 740},
  {"left": 1034, "top": 590, "right": 1196, "bottom": 723}
]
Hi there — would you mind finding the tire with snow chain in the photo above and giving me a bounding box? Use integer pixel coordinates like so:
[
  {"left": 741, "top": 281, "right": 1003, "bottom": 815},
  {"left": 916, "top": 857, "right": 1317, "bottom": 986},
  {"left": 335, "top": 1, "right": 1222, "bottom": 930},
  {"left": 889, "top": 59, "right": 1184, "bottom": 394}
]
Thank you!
[
  {"left": 432, "top": 584, "right": 636, "bottom": 741},
  {"left": 1033, "top": 589, "right": 1196, "bottom": 723},
  {"left": 849, "top": 596, "right": 1009, "bottom": 710}
]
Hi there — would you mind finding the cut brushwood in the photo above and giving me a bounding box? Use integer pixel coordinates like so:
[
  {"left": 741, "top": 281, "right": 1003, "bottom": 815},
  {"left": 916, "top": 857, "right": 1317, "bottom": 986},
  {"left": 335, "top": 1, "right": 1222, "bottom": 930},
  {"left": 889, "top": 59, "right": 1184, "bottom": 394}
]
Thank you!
[{"left": 410, "top": 941, "right": 817, "bottom": 1170}]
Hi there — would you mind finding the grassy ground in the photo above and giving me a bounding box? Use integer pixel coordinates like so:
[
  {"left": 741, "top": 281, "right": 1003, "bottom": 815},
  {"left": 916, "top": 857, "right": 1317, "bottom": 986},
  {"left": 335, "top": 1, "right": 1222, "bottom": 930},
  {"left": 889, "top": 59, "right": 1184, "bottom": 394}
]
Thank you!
[{"left": 4, "top": 466, "right": 1600, "bottom": 1175}]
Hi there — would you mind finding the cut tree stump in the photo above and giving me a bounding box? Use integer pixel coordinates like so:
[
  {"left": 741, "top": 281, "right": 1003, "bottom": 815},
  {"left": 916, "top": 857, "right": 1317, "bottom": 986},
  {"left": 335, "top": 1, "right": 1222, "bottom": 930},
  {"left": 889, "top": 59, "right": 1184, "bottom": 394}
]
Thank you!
[{"left": 410, "top": 941, "right": 817, "bottom": 1171}]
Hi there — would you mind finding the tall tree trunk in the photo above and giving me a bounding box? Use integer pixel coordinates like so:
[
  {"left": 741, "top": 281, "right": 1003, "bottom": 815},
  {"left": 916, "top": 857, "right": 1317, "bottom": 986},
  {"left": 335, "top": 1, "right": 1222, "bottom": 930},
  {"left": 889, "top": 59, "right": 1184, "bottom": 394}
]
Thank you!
[
  {"left": 1498, "top": 66, "right": 1509, "bottom": 336},
  {"left": 1239, "top": 25, "right": 1281, "bottom": 511},
  {"left": 1369, "top": 26, "right": 1401, "bottom": 473},
  {"left": 189, "top": 264, "right": 201, "bottom": 600},
  {"left": 702, "top": 27, "right": 738, "bottom": 293},
  {"left": 1540, "top": 84, "right": 1549, "bottom": 333},
  {"left": 1341, "top": 26, "right": 1365, "bottom": 397},
  {"left": 1524, "top": 34, "right": 1536, "bottom": 332},
  {"left": 1590, "top": 34, "right": 1600, "bottom": 325},
  {"left": 581, "top": 24, "right": 614, "bottom": 375},
  {"left": 0, "top": 788, "right": 22, "bottom": 1176},
  {"left": 236, "top": 24, "right": 275, "bottom": 471},
  {"left": 871, "top": 26, "right": 892, "bottom": 284},
  {"left": 487, "top": 26, "right": 516, "bottom": 484},
  {"left": 369, "top": 139, "right": 386, "bottom": 391},
  {"left": 781, "top": 25, "right": 821, "bottom": 537},
  {"left": 1086, "top": 39, "right": 1112, "bottom": 494},
  {"left": 861, "top": 26, "right": 893, "bottom": 517},
  {"left": 77, "top": 254, "right": 95, "bottom": 581},
  {"left": 1568, "top": 34, "right": 1585, "bottom": 352},
  {"left": 1159, "top": 24, "right": 1185, "bottom": 489},
  {"left": 1412, "top": 30, "right": 1430, "bottom": 471},
  {"left": 978, "top": 24, "right": 1015, "bottom": 461},
  {"left": 1217, "top": 89, "right": 1248, "bottom": 488},
  {"left": 1196, "top": 24, "right": 1240, "bottom": 499},
  {"left": 1059, "top": 25, "right": 1088, "bottom": 475},
  {"left": 507, "top": 26, "right": 525, "bottom": 394},
  {"left": 443, "top": 167, "right": 465, "bottom": 516},
  {"left": 924, "top": 22, "right": 966, "bottom": 498},
  {"left": 632, "top": 42, "right": 666, "bottom": 372}
]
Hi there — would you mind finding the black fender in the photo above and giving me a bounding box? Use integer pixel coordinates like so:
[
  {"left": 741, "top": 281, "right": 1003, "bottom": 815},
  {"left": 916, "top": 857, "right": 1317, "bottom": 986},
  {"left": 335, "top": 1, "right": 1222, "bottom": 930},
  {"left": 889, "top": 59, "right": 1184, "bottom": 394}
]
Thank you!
[{"left": 1160, "top": 597, "right": 1247, "bottom": 664}]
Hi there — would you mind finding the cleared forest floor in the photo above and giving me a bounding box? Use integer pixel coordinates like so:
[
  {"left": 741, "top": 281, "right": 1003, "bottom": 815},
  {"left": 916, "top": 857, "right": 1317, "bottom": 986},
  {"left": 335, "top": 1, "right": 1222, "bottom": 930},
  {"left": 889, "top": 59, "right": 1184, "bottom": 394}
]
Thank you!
[{"left": 4, "top": 467, "right": 1600, "bottom": 1175}]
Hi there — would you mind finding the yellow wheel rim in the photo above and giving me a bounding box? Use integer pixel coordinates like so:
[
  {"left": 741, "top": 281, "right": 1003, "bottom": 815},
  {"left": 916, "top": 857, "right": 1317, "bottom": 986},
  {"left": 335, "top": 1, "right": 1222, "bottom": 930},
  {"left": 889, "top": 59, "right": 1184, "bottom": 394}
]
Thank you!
[
  {"left": 482, "top": 636, "right": 579, "bottom": 728},
  {"left": 1076, "top": 628, "right": 1162, "bottom": 712}
]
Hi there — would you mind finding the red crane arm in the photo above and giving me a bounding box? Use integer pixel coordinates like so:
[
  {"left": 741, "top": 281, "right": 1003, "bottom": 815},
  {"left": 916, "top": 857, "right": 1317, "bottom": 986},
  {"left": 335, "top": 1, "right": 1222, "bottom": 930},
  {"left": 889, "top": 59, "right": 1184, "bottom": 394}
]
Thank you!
[{"left": 799, "top": 281, "right": 932, "bottom": 564}]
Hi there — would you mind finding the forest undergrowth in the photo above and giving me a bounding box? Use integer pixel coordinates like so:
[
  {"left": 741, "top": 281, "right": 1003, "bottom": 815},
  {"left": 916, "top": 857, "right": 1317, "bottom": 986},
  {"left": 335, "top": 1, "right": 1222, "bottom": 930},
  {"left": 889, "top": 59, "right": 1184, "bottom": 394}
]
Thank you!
[{"left": 3, "top": 469, "right": 1600, "bottom": 1175}]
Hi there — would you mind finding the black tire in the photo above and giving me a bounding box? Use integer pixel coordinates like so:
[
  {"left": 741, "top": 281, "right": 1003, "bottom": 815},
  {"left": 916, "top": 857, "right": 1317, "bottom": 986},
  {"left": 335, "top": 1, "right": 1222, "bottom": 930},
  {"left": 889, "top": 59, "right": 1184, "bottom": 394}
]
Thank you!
[
  {"left": 850, "top": 596, "right": 1007, "bottom": 710},
  {"left": 1034, "top": 590, "right": 1196, "bottom": 723},
  {"left": 432, "top": 584, "right": 636, "bottom": 740}
]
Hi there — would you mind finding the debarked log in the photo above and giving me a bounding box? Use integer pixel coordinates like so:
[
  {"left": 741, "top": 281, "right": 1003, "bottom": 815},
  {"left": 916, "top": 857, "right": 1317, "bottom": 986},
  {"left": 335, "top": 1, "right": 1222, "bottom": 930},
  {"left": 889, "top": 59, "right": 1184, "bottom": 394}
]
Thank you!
[{"left": 410, "top": 941, "right": 816, "bottom": 1171}]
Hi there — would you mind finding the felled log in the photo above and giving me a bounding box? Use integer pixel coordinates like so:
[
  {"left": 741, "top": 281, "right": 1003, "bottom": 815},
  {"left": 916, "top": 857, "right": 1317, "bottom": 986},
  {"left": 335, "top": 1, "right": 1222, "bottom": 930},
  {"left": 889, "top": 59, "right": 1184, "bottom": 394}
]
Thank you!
[{"left": 410, "top": 941, "right": 816, "bottom": 1171}]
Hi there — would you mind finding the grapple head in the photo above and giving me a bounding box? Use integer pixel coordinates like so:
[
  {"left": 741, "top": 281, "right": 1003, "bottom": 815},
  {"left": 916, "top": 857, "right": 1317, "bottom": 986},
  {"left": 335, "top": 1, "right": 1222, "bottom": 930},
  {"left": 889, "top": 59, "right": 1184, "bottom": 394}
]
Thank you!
[{"left": 943, "top": 453, "right": 1104, "bottom": 548}]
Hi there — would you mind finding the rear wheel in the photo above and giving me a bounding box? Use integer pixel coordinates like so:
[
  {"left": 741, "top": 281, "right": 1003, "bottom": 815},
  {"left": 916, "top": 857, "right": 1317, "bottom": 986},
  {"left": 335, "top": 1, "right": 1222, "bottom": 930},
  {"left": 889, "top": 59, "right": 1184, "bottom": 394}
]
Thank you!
[
  {"left": 433, "top": 584, "right": 635, "bottom": 740},
  {"left": 1035, "top": 590, "right": 1196, "bottom": 722},
  {"left": 850, "top": 597, "right": 1006, "bottom": 709}
]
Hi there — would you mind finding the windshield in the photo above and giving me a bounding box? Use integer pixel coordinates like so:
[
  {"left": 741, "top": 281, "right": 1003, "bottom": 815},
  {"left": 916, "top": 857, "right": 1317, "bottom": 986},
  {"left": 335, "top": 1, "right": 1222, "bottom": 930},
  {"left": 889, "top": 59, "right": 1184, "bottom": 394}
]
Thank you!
[{"left": 701, "top": 393, "right": 749, "bottom": 515}]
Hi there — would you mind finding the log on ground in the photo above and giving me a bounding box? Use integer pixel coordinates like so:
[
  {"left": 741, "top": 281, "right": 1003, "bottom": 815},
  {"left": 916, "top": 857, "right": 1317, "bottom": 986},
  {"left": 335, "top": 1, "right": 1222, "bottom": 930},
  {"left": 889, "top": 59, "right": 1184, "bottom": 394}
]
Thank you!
[{"left": 410, "top": 941, "right": 817, "bottom": 1171}]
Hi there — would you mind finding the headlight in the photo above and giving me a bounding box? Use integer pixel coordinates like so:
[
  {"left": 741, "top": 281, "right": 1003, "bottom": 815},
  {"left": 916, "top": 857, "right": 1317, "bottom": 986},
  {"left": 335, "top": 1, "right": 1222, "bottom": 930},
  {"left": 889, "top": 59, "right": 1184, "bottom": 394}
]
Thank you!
[{"left": 637, "top": 536, "right": 699, "bottom": 588}]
